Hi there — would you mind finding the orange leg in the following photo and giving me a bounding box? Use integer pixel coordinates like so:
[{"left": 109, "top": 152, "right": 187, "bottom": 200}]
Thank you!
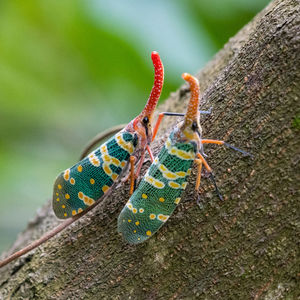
[
  {"left": 196, "top": 153, "right": 212, "bottom": 173},
  {"left": 201, "top": 139, "right": 252, "bottom": 157},
  {"left": 196, "top": 153, "right": 223, "bottom": 201},
  {"left": 152, "top": 113, "right": 164, "bottom": 142},
  {"left": 194, "top": 158, "right": 203, "bottom": 191},
  {"left": 128, "top": 151, "right": 147, "bottom": 195},
  {"left": 146, "top": 145, "right": 154, "bottom": 162},
  {"left": 135, "top": 151, "right": 146, "bottom": 179},
  {"left": 201, "top": 139, "right": 224, "bottom": 145},
  {"left": 129, "top": 156, "right": 136, "bottom": 195}
]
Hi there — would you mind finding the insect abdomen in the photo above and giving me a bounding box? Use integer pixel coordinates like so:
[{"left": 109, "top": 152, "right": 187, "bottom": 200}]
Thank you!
[
  {"left": 118, "top": 135, "right": 195, "bottom": 244},
  {"left": 53, "top": 131, "right": 137, "bottom": 219}
]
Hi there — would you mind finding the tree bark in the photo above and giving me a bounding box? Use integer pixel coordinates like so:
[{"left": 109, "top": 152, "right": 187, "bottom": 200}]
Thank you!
[{"left": 1, "top": 0, "right": 299, "bottom": 299}]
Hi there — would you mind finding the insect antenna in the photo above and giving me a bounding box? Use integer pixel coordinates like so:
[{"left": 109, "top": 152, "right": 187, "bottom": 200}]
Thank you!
[
  {"left": 209, "top": 173, "right": 224, "bottom": 201},
  {"left": 223, "top": 143, "right": 253, "bottom": 157}
]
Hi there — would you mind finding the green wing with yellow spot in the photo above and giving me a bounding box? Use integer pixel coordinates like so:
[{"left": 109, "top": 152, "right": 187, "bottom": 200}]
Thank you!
[
  {"left": 53, "top": 131, "right": 137, "bottom": 219},
  {"left": 118, "top": 132, "right": 195, "bottom": 244}
]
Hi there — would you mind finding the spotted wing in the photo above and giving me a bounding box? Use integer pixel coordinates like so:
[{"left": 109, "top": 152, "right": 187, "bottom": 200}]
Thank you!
[
  {"left": 53, "top": 131, "right": 137, "bottom": 219},
  {"left": 118, "top": 134, "right": 195, "bottom": 244}
]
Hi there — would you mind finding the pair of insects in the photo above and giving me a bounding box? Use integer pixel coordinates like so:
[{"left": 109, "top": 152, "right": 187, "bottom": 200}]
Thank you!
[
  {"left": 0, "top": 51, "right": 250, "bottom": 268},
  {"left": 53, "top": 51, "right": 250, "bottom": 243}
]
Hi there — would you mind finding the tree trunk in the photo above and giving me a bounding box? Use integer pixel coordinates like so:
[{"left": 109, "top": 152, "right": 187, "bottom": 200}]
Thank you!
[{"left": 1, "top": 0, "right": 299, "bottom": 299}]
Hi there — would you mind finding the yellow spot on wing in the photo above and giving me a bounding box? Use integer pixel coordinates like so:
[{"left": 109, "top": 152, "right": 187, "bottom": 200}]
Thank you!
[
  {"left": 149, "top": 214, "right": 156, "bottom": 220},
  {"left": 103, "top": 164, "right": 112, "bottom": 176},
  {"left": 174, "top": 198, "right": 181, "bottom": 204},
  {"left": 62, "top": 205, "right": 66, "bottom": 208},
  {"left": 58, "top": 184, "right": 62, "bottom": 190},
  {"left": 159, "top": 197, "right": 165, "bottom": 202},
  {"left": 139, "top": 208, "right": 144, "bottom": 213},
  {"left": 65, "top": 194, "right": 70, "bottom": 199},
  {"left": 63, "top": 169, "right": 70, "bottom": 181},
  {"left": 89, "top": 152, "right": 100, "bottom": 167},
  {"left": 70, "top": 178, "right": 75, "bottom": 185},
  {"left": 64, "top": 213, "right": 67, "bottom": 217},
  {"left": 92, "top": 158, "right": 100, "bottom": 166},
  {"left": 158, "top": 163, "right": 187, "bottom": 180},
  {"left": 83, "top": 196, "right": 95, "bottom": 206},
  {"left": 100, "top": 145, "right": 108, "bottom": 154},
  {"left": 135, "top": 221, "right": 140, "bottom": 225},
  {"left": 146, "top": 230, "right": 152, "bottom": 236},
  {"left": 56, "top": 198, "right": 60, "bottom": 202},
  {"left": 72, "top": 210, "right": 76, "bottom": 216},
  {"left": 103, "top": 155, "right": 110, "bottom": 162},
  {"left": 157, "top": 214, "right": 169, "bottom": 222},
  {"left": 102, "top": 185, "right": 110, "bottom": 193},
  {"left": 90, "top": 178, "right": 95, "bottom": 184},
  {"left": 168, "top": 145, "right": 195, "bottom": 160},
  {"left": 181, "top": 182, "right": 188, "bottom": 189},
  {"left": 128, "top": 219, "right": 132, "bottom": 223},
  {"left": 78, "top": 208, "right": 83, "bottom": 213},
  {"left": 169, "top": 181, "right": 181, "bottom": 189},
  {"left": 121, "top": 161, "right": 126, "bottom": 168},
  {"left": 116, "top": 134, "right": 134, "bottom": 153},
  {"left": 111, "top": 173, "right": 118, "bottom": 181},
  {"left": 103, "top": 154, "right": 121, "bottom": 166},
  {"left": 77, "top": 165, "right": 83, "bottom": 172},
  {"left": 159, "top": 164, "right": 167, "bottom": 172},
  {"left": 133, "top": 208, "right": 137, "bottom": 214},
  {"left": 79, "top": 192, "right": 95, "bottom": 206},
  {"left": 142, "top": 193, "right": 148, "bottom": 199},
  {"left": 144, "top": 175, "right": 165, "bottom": 189},
  {"left": 176, "top": 171, "right": 186, "bottom": 177},
  {"left": 111, "top": 157, "right": 120, "bottom": 166}
]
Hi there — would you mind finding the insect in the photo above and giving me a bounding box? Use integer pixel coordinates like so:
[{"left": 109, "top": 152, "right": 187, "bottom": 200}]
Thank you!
[
  {"left": 52, "top": 51, "right": 164, "bottom": 219},
  {"left": 0, "top": 51, "right": 164, "bottom": 268},
  {"left": 117, "top": 73, "right": 252, "bottom": 244}
]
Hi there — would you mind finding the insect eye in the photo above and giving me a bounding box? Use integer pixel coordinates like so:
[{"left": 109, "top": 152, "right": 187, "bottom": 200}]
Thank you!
[
  {"left": 191, "top": 121, "right": 198, "bottom": 131},
  {"left": 142, "top": 116, "right": 149, "bottom": 125}
]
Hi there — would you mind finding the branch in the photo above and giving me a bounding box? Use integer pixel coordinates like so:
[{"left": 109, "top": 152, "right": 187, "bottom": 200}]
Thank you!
[{"left": 0, "top": 0, "right": 299, "bottom": 298}]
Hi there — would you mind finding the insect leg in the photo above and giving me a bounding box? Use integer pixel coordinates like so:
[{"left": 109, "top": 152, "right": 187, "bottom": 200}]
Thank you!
[
  {"left": 201, "top": 139, "right": 252, "bottom": 157},
  {"left": 152, "top": 108, "right": 212, "bottom": 142},
  {"left": 194, "top": 158, "right": 204, "bottom": 209},
  {"left": 194, "top": 158, "right": 203, "bottom": 191},
  {"left": 129, "top": 156, "right": 136, "bottom": 195},
  {"left": 196, "top": 153, "right": 223, "bottom": 201},
  {"left": 127, "top": 150, "right": 148, "bottom": 195},
  {"left": 146, "top": 145, "right": 154, "bottom": 162},
  {"left": 208, "top": 173, "right": 224, "bottom": 201},
  {"left": 79, "top": 124, "right": 126, "bottom": 159},
  {"left": 135, "top": 151, "right": 146, "bottom": 177}
]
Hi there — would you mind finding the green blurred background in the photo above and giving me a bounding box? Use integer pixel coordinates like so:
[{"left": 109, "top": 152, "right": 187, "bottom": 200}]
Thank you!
[{"left": 0, "top": 0, "right": 269, "bottom": 253}]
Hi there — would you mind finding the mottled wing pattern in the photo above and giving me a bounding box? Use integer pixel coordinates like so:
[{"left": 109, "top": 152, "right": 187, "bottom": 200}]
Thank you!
[
  {"left": 118, "top": 132, "right": 196, "bottom": 244},
  {"left": 53, "top": 131, "right": 137, "bottom": 219}
]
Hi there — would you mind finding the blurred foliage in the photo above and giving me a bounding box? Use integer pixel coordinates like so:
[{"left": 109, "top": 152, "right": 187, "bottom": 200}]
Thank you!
[{"left": 0, "top": 0, "right": 269, "bottom": 252}]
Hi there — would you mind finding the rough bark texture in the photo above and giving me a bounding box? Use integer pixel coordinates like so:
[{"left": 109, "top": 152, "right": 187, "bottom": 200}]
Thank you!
[{"left": 1, "top": 0, "right": 299, "bottom": 299}]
